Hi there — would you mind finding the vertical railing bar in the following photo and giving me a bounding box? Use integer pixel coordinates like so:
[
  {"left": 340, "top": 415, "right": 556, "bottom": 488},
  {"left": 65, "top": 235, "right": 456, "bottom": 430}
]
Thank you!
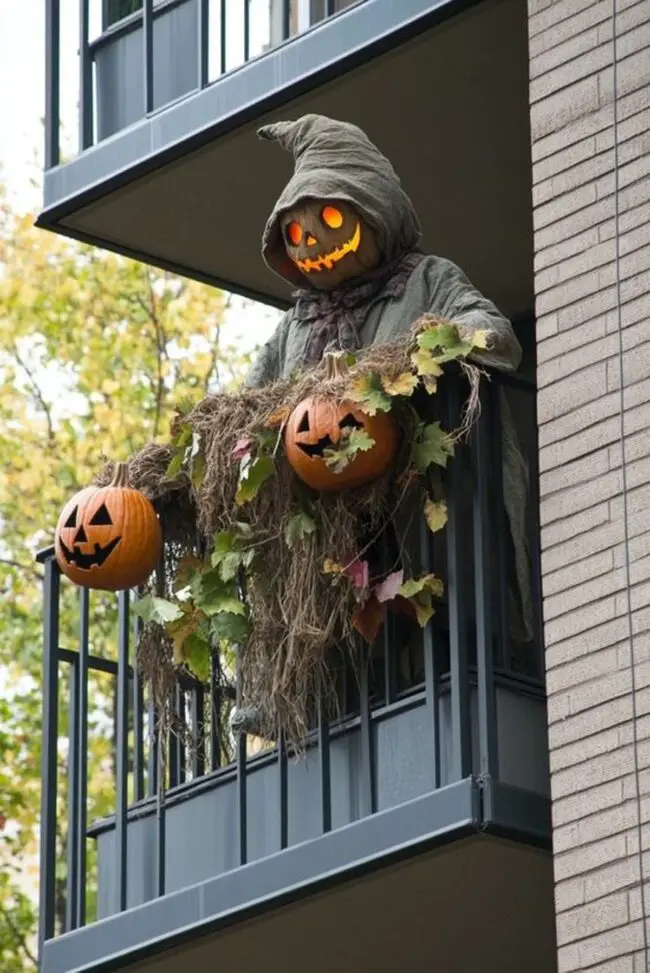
[
  {"left": 78, "top": 0, "right": 93, "bottom": 150},
  {"left": 473, "top": 386, "right": 499, "bottom": 780},
  {"left": 75, "top": 586, "right": 90, "bottom": 928},
  {"left": 45, "top": 0, "right": 61, "bottom": 168},
  {"left": 236, "top": 646, "right": 247, "bottom": 866},
  {"left": 133, "top": 613, "right": 145, "bottom": 802},
  {"left": 147, "top": 692, "right": 159, "bottom": 796},
  {"left": 282, "top": 0, "right": 291, "bottom": 39},
  {"left": 65, "top": 657, "right": 80, "bottom": 932},
  {"left": 380, "top": 534, "right": 396, "bottom": 705},
  {"left": 359, "top": 651, "right": 375, "bottom": 817},
  {"left": 101, "top": 0, "right": 110, "bottom": 31},
  {"left": 420, "top": 515, "right": 441, "bottom": 790},
  {"left": 114, "top": 590, "right": 130, "bottom": 914},
  {"left": 445, "top": 377, "right": 472, "bottom": 780},
  {"left": 220, "top": 0, "right": 227, "bottom": 74},
  {"left": 38, "top": 558, "right": 60, "bottom": 956},
  {"left": 198, "top": 0, "right": 209, "bottom": 88},
  {"left": 317, "top": 696, "right": 332, "bottom": 833},
  {"left": 210, "top": 648, "right": 222, "bottom": 770},
  {"left": 326, "top": 0, "right": 336, "bottom": 16},
  {"left": 191, "top": 682, "right": 206, "bottom": 778},
  {"left": 243, "top": 0, "right": 251, "bottom": 62},
  {"left": 278, "top": 729, "right": 288, "bottom": 849},
  {"left": 143, "top": 0, "right": 154, "bottom": 114},
  {"left": 156, "top": 745, "right": 166, "bottom": 898},
  {"left": 490, "top": 385, "right": 510, "bottom": 670}
]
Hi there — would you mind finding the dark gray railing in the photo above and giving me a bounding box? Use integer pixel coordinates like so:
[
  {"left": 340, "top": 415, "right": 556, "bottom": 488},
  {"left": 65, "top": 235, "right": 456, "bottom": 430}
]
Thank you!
[
  {"left": 44, "top": 0, "right": 364, "bottom": 169},
  {"left": 37, "top": 369, "right": 545, "bottom": 961}
]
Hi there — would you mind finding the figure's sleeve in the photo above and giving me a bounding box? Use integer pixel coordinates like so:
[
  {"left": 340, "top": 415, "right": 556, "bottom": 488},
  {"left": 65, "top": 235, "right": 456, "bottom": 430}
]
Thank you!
[
  {"left": 426, "top": 257, "right": 522, "bottom": 372},
  {"left": 243, "top": 314, "right": 286, "bottom": 389}
]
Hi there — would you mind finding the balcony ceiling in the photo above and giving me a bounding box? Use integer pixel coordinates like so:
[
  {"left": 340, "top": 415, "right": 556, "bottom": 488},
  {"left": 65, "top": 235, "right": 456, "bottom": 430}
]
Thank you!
[
  {"left": 113, "top": 835, "right": 556, "bottom": 973},
  {"left": 47, "top": 0, "right": 533, "bottom": 320}
]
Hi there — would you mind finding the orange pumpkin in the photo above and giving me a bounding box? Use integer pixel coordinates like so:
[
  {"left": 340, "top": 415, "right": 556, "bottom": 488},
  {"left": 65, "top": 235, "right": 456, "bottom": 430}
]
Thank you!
[
  {"left": 55, "top": 462, "right": 162, "bottom": 591},
  {"left": 284, "top": 397, "right": 398, "bottom": 492}
]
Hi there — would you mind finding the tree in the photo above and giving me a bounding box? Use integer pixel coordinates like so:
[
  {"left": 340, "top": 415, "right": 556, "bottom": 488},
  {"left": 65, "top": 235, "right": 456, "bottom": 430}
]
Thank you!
[{"left": 0, "top": 186, "right": 271, "bottom": 968}]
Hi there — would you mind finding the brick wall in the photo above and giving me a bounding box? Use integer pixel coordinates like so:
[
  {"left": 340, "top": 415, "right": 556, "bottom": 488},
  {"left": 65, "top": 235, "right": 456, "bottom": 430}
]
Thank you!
[{"left": 529, "top": 0, "right": 650, "bottom": 969}]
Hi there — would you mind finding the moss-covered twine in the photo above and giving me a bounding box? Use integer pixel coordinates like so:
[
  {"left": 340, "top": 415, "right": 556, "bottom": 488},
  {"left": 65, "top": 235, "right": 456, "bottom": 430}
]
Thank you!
[{"left": 95, "top": 316, "right": 488, "bottom": 750}]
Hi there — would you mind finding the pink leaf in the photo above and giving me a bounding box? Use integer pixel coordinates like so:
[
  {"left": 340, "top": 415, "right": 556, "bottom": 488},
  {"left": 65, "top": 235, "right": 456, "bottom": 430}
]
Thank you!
[
  {"left": 232, "top": 436, "right": 253, "bottom": 461},
  {"left": 375, "top": 570, "right": 404, "bottom": 603},
  {"left": 344, "top": 558, "right": 369, "bottom": 591}
]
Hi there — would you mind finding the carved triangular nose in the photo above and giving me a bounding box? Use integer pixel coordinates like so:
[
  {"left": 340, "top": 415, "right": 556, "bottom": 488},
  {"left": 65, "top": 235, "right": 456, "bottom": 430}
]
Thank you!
[
  {"left": 306, "top": 234, "right": 317, "bottom": 246},
  {"left": 74, "top": 526, "right": 88, "bottom": 544}
]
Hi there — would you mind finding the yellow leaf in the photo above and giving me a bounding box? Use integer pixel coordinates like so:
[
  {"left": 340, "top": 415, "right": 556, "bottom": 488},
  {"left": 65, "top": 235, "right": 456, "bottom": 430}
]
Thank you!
[
  {"left": 265, "top": 404, "right": 291, "bottom": 428},
  {"left": 323, "top": 558, "right": 344, "bottom": 575},
  {"left": 381, "top": 372, "right": 419, "bottom": 397},
  {"left": 411, "top": 349, "right": 444, "bottom": 378},
  {"left": 422, "top": 375, "right": 438, "bottom": 395},
  {"left": 424, "top": 497, "right": 448, "bottom": 533},
  {"left": 468, "top": 328, "right": 491, "bottom": 350}
]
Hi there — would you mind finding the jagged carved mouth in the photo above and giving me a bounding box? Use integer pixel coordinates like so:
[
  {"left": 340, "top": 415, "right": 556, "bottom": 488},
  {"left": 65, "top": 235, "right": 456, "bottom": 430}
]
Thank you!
[
  {"left": 296, "top": 413, "right": 364, "bottom": 458},
  {"left": 59, "top": 537, "right": 121, "bottom": 569},
  {"left": 295, "top": 222, "right": 362, "bottom": 273}
]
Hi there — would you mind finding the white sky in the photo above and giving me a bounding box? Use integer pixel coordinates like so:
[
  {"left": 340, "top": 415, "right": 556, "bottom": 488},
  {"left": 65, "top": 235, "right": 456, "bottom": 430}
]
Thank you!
[{"left": 0, "top": 0, "right": 282, "bottom": 348}]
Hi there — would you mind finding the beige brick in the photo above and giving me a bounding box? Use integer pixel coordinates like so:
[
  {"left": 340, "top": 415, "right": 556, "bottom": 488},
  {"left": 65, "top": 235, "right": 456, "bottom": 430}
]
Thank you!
[
  {"left": 537, "top": 315, "right": 612, "bottom": 367},
  {"left": 539, "top": 416, "right": 621, "bottom": 471},
  {"left": 538, "top": 362, "right": 608, "bottom": 423},
  {"left": 545, "top": 642, "right": 619, "bottom": 694},
  {"left": 530, "top": 21, "right": 609, "bottom": 80},
  {"left": 556, "top": 890, "right": 629, "bottom": 946},
  {"left": 554, "top": 832, "right": 628, "bottom": 881},
  {"left": 540, "top": 447, "right": 610, "bottom": 497},
  {"left": 541, "top": 502, "right": 610, "bottom": 550},
  {"left": 531, "top": 74, "right": 603, "bottom": 141},
  {"left": 535, "top": 238, "right": 615, "bottom": 293},
  {"left": 535, "top": 194, "right": 614, "bottom": 250},
  {"left": 538, "top": 392, "right": 619, "bottom": 448},
  {"left": 550, "top": 726, "right": 624, "bottom": 778},
  {"left": 531, "top": 40, "right": 612, "bottom": 106},
  {"left": 559, "top": 801, "right": 640, "bottom": 853},
  {"left": 544, "top": 564, "right": 627, "bottom": 620},
  {"left": 548, "top": 689, "right": 640, "bottom": 750},
  {"left": 584, "top": 854, "right": 642, "bottom": 901},
  {"left": 529, "top": 0, "right": 611, "bottom": 42},
  {"left": 552, "top": 743, "right": 637, "bottom": 800},
  {"left": 545, "top": 591, "right": 617, "bottom": 645},
  {"left": 540, "top": 469, "right": 623, "bottom": 527},
  {"left": 555, "top": 875, "right": 587, "bottom": 912},
  {"left": 553, "top": 778, "right": 624, "bottom": 827},
  {"left": 543, "top": 548, "right": 614, "bottom": 599},
  {"left": 575, "top": 919, "right": 645, "bottom": 966},
  {"left": 535, "top": 225, "right": 602, "bottom": 275},
  {"left": 545, "top": 617, "right": 633, "bottom": 673},
  {"left": 542, "top": 520, "right": 624, "bottom": 576}
]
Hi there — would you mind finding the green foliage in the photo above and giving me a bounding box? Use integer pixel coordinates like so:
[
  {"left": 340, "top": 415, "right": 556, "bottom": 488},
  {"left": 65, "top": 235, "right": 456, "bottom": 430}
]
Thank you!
[
  {"left": 411, "top": 421, "right": 455, "bottom": 472},
  {"left": 323, "top": 427, "right": 375, "bottom": 473},
  {"left": 0, "top": 189, "right": 252, "bottom": 967}
]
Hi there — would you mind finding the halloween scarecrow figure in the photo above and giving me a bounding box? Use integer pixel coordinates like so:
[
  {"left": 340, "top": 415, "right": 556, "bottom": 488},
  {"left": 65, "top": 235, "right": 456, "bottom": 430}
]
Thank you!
[{"left": 243, "top": 113, "right": 533, "bottom": 700}]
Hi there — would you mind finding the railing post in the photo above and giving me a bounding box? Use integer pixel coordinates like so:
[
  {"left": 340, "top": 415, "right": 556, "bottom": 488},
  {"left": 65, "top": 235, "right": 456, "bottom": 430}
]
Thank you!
[
  {"left": 472, "top": 384, "right": 499, "bottom": 780},
  {"left": 198, "top": 0, "right": 209, "bottom": 88},
  {"left": 45, "top": 0, "right": 61, "bottom": 168},
  {"left": 38, "top": 554, "right": 61, "bottom": 956},
  {"left": 143, "top": 0, "right": 154, "bottom": 114},
  {"left": 114, "top": 589, "right": 130, "bottom": 913},
  {"left": 79, "top": 0, "right": 93, "bottom": 150},
  {"left": 445, "top": 378, "right": 472, "bottom": 781},
  {"left": 75, "top": 586, "right": 90, "bottom": 928}
]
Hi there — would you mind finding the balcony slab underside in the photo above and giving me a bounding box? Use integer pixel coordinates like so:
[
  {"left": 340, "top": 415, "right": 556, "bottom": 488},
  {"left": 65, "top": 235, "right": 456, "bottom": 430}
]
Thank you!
[
  {"left": 42, "top": 778, "right": 553, "bottom": 973},
  {"left": 38, "top": 0, "right": 533, "bottom": 319}
]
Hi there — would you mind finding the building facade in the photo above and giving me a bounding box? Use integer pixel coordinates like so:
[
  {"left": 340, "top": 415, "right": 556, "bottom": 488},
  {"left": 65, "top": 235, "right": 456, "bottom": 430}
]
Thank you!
[{"left": 36, "top": 1, "right": 650, "bottom": 971}]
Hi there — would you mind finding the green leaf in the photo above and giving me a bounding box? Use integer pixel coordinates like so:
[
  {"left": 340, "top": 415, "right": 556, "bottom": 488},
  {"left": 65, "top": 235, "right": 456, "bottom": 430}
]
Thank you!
[
  {"left": 191, "top": 448, "right": 206, "bottom": 490},
  {"left": 183, "top": 631, "right": 211, "bottom": 682},
  {"left": 165, "top": 448, "right": 185, "bottom": 479},
  {"left": 210, "top": 611, "right": 251, "bottom": 643},
  {"left": 285, "top": 510, "right": 317, "bottom": 548},
  {"left": 235, "top": 454, "right": 274, "bottom": 505},
  {"left": 200, "top": 591, "right": 246, "bottom": 617},
  {"left": 347, "top": 373, "right": 392, "bottom": 415},
  {"left": 170, "top": 423, "right": 192, "bottom": 450},
  {"left": 133, "top": 594, "right": 184, "bottom": 625},
  {"left": 323, "top": 427, "right": 375, "bottom": 474},
  {"left": 398, "top": 574, "right": 444, "bottom": 628},
  {"left": 424, "top": 497, "right": 448, "bottom": 533},
  {"left": 411, "top": 422, "right": 455, "bottom": 472}
]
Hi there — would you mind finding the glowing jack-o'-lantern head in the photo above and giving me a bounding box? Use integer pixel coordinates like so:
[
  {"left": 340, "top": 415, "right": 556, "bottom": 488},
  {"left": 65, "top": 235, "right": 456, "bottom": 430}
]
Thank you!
[
  {"left": 280, "top": 199, "right": 381, "bottom": 290},
  {"left": 55, "top": 463, "right": 162, "bottom": 591}
]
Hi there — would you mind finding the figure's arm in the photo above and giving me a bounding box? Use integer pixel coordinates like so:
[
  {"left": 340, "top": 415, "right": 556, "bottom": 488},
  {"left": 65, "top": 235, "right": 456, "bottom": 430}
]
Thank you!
[{"left": 427, "top": 257, "right": 522, "bottom": 372}]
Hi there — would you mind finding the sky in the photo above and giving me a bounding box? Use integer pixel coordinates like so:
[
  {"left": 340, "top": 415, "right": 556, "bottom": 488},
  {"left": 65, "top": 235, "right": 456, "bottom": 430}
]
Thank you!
[{"left": 0, "top": 0, "right": 281, "bottom": 348}]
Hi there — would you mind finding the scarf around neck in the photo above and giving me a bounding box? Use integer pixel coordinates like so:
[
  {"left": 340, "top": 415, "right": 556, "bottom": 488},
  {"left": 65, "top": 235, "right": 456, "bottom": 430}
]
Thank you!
[{"left": 293, "top": 250, "right": 425, "bottom": 366}]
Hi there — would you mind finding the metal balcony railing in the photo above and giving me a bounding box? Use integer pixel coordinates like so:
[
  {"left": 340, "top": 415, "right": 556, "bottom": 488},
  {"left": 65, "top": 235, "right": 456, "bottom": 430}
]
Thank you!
[
  {"left": 44, "top": 0, "right": 363, "bottom": 169},
  {"left": 36, "top": 370, "right": 545, "bottom": 963}
]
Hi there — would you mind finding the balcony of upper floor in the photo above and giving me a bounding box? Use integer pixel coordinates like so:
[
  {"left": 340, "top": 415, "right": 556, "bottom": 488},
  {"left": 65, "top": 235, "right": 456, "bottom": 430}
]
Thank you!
[
  {"left": 36, "top": 369, "right": 556, "bottom": 973},
  {"left": 38, "top": 0, "right": 533, "bottom": 326}
]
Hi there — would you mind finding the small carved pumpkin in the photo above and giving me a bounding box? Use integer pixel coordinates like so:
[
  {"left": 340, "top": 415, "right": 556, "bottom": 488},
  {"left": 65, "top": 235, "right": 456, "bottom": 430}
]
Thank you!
[
  {"left": 284, "top": 355, "right": 398, "bottom": 492},
  {"left": 55, "top": 463, "right": 162, "bottom": 591},
  {"left": 280, "top": 199, "right": 381, "bottom": 290}
]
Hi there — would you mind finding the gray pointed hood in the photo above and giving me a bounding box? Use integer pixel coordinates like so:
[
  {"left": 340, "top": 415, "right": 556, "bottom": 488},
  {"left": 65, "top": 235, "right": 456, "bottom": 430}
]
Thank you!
[{"left": 258, "top": 114, "right": 421, "bottom": 288}]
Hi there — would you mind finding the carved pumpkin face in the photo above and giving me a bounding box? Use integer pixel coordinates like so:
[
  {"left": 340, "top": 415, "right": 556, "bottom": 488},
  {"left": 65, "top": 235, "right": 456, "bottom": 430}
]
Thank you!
[
  {"left": 284, "top": 397, "right": 398, "bottom": 492},
  {"left": 55, "top": 463, "right": 162, "bottom": 591},
  {"left": 280, "top": 200, "right": 381, "bottom": 290}
]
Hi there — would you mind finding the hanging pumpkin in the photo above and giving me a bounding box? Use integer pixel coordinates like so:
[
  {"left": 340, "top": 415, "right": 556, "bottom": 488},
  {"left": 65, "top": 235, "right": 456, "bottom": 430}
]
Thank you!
[
  {"left": 284, "top": 354, "right": 398, "bottom": 492},
  {"left": 54, "top": 462, "right": 162, "bottom": 591},
  {"left": 280, "top": 199, "right": 381, "bottom": 290}
]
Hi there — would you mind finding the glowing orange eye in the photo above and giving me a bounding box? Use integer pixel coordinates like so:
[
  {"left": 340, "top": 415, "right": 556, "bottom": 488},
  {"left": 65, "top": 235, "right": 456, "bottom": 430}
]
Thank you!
[
  {"left": 321, "top": 205, "right": 343, "bottom": 229},
  {"left": 286, "top": 221, "right": 302, "bottom": 246}
]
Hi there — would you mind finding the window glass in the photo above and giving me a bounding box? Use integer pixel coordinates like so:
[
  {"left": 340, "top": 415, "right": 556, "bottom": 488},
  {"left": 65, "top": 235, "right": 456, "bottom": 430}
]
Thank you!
[{"left": 106, "top": 0, "right": 142, "bottom": 26}]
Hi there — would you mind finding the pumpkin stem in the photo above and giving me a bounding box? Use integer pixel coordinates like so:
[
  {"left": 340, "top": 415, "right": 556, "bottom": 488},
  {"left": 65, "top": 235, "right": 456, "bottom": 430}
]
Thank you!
[
  {"left": 109, "top": 462, "right": 131, "bottom": 489},
  {"left": 324, "top": 351, "right": 350, "bottom": 380}
]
